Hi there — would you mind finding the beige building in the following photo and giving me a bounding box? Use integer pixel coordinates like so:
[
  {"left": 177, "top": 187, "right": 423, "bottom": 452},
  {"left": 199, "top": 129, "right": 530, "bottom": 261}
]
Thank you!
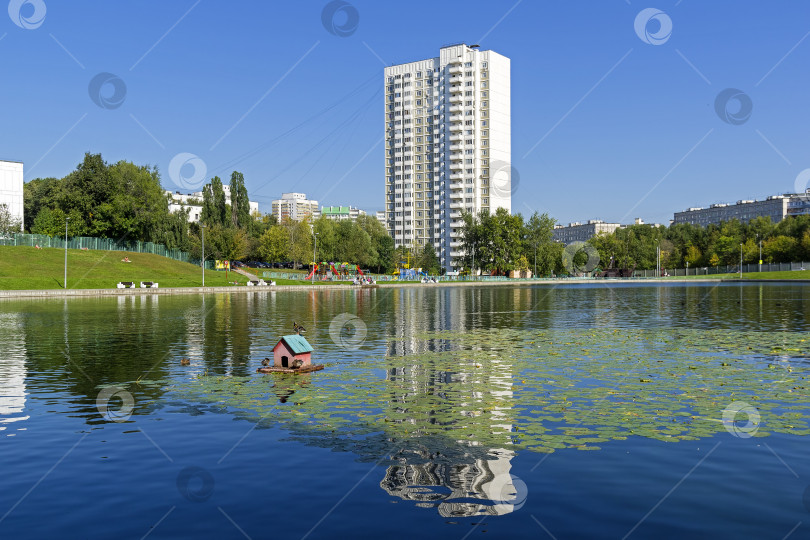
[{"left": 271, "top": 192, "right": 318, "bottom": 222}]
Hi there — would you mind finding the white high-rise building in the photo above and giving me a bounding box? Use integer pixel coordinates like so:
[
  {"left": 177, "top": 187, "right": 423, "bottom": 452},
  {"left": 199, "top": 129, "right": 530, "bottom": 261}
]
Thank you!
[
  {"left": 384, "top": 44, "right": 511, "bottom": 270},
  {"left": 0, "top": 160, "right": 24, "bottom": 229},
  {"left": 271, "top": 192, "right": 318, "bottom": 223}
]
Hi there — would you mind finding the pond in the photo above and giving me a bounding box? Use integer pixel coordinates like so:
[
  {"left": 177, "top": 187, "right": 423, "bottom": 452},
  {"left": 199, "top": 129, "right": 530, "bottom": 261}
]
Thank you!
[{"left": 1, "top": 283, "right": 809, "bottom": 538}]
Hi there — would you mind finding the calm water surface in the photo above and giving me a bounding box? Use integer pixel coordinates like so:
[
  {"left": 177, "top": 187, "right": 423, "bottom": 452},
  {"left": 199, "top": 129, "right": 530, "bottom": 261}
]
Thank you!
[{"left": 1, "top": 283, "right": 809, "bottom": 539}]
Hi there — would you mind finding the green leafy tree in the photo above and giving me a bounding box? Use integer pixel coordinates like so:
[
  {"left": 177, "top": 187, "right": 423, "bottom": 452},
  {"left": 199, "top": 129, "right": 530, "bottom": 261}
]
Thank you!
[
  {"left": 764, "top": 235, "right": 799, "bottom": 263},
  {"left": 312, "top": 216, "right": 338, "bottom": 262},
  {"left": 356, "top": 215, "right": 393, "bottom": 272},
  {"left": 285, "top": 218, "right": 313, "bottom": 268},
  {"left": 524, "top": 212, "right": 556, "bottom": 276},
  {"left": 259, "top": 225, "right": 290, "bottom": 263},
  {"left": 684, "top": 245, "right": 702, "bottom": 267},
  {"left": 201, "top": 177, "right": 228, "bottom": 227},
  {"left": 229, "top": 171, "right": 251, "bottom": 231},
  {"left": 336, "top": 220, "right": 375, "bottom": 267},
  {"left": 23, "top": 177, "right": 59, "bottom": 232},
  {"left": 0, "top": 204, "right": 21, "bottom": 236},
  {"left": 417, "top": 243, "right": 440, "bottom": 274}
]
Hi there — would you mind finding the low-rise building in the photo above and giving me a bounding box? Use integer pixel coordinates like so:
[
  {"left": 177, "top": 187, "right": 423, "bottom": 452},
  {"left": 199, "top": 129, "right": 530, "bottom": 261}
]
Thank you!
[
  {"left": 673, "top": 196, "right": 790, "bottom": 226},
  {"left": 0, "top": 160, "right": 24, "bottom": 229},
  {"left": 271, "top": 192, "right": 318, "bottom": 223},
  {"left": 166, "top": 184, "right": 259, "bottom": 223},
  {"left": 552, "top": 220, "right": 621, "bottom": 244},
  {"left": 319, "top": 205, "right": 366, "bottom": 222}
]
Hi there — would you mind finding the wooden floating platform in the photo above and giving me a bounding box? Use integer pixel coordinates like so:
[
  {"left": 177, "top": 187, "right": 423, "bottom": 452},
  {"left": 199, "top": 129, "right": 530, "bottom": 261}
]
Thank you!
[{"left": 256, "top": 364, "right": 324, "bottom": 374}]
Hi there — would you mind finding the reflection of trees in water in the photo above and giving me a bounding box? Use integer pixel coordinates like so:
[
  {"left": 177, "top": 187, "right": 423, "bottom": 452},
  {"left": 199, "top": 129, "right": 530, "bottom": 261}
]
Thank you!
[{"left": 9, "top": 294, "right": 272, "bottom": 423}]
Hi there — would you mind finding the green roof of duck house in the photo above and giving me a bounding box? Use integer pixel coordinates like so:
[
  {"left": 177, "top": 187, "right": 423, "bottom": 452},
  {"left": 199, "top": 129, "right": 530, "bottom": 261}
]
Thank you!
[{"left": 279, "top": 335, "right": 314, "bottom": 354}]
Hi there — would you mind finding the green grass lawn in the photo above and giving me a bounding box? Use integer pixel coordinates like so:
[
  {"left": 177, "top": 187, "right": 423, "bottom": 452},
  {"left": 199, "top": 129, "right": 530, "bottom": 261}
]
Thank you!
[
  {"left": 674, "top": 269, "right": 810, "bottom": 280},
  {"left": 0, "top": 246, "right": 254, "bottom": 290}
]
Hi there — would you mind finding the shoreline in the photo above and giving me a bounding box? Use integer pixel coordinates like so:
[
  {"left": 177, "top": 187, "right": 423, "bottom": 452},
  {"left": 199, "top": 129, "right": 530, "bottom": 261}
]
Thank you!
[{"left": 1, "top": 277, "right": 808, "bottom": 298}]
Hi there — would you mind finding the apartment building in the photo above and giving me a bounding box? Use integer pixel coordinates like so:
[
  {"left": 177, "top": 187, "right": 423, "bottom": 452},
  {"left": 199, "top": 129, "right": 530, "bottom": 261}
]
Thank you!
[
  {"left": 384, "top": 44, "right": 511, "bottom": 270},
  {"left": 271, "top": 192, "right": 318, "bottom": 223},
  {"left": 552, "top": 220, "right": 622, "bottom": 244},
  {"left": 166, "top": 184, "right": 259, "bottom": 223},
  {"left": 673, "top": 196, "right": 791, "bottom": 227},
  {"left": 320, "top": 205, "right": 367, "bottom": 222},
  {"left": 0, "top": 160, "right": 24, "bottom": 229}
]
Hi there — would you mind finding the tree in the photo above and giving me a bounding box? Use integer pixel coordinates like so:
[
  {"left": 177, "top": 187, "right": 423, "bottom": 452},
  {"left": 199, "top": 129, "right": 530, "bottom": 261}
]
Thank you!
[
  {"left": 524, "top": 212, "right": 556, "bottom": 276},
  {"left": 417, "top": 243, "right": 440, "bottom": 275},
  {"left": 229, "top": 171, "right": 251, "bottom": 231},
  {"left": 356, "top": 215, "right": 392, "bottom": 272},
  {"left": 336, "top": 220, "right": 374, "bottom": 266},
  {"left": 201, "top": 177, "right": 227, "bottom": 227},
  {"left": 312, "top": 216, "right": 338, "bottom": 262},
  {"left": 285, "top": 218, "right": 313, "bottom": 268},
  {"left": 259, "top": 225, "right": 290, "bottom": 263},
  {"left": 684, "top": 245, "right": 702, "bottom": 267},
  {"left": 23, "top": 177, "right": 59, "bottom": 232},
  {"left": 0, "top": 204, "right": 21, "bottom": 236},
  {"left": 764, "top": 235, "right": 798, "bottom": 263}
]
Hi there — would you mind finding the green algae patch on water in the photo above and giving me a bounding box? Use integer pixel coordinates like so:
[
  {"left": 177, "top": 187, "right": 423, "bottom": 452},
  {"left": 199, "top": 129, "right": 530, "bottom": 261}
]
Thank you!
[{"left": 169, "top": 326, "right": 810, "bottom": 458}]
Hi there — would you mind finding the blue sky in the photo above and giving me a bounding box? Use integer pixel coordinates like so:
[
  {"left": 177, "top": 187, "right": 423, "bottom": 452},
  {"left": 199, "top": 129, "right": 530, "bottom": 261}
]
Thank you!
[{"left": 2, "top": 0, "right": 809, "bottom": 225}]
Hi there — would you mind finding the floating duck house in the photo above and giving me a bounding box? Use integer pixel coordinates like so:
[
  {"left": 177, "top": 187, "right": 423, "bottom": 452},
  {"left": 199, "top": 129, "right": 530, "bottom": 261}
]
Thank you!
[{"left": 273, "top": 335, "right": 314, "bottom": 368}]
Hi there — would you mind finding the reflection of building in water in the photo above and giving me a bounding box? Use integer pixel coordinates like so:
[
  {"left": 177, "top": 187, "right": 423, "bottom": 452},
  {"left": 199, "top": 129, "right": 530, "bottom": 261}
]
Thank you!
[
  {"left": 380, "top": 447, "right": 518, "bottom": 517},
  {"left": 0, "top": 312, "right": 29, "bottom": 435},
  {"left": 382, "top": 288, "right": 520, "bottom": 515}
]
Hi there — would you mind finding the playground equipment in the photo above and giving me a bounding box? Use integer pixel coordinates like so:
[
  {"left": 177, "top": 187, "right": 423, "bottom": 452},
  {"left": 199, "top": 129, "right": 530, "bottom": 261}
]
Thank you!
[{"left": 305, "top": 262, "right": 365, "bottom": 281}]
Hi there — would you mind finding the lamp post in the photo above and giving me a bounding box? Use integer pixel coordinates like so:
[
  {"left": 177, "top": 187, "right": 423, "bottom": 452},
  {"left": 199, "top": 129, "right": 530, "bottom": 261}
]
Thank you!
[
  {"left": 201, "top": 224, "right": 206, "bottom": 287},
  {"left": 657, "top": 244, "right": 660, "bottom": 278},
  {"left": 64, "top": 217, "right": 69, "bottom": 289},
  {"left": 686, "top": 261, "right": 689, "bottom": 276},
  {"left": 533, "top": 242, "right": 537, "bottom": 279},
  {"left": 740, "top": 243, "right": 743, "bottom": 279},
  {"left": 312, "top": 232, "right": 318, "bottom": 285},
  {"left": 759, "top": 237, "right": 762, "bottom": 272},
  {"left": 471, "top": 241, "right": 475, "bottom": 281}
]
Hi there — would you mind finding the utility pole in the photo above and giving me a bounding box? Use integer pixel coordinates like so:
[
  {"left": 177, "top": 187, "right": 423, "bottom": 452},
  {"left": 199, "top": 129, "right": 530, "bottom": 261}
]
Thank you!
[
  {"left": 201, "top": 225, "right": 206, "bottom": 287},
  {"left": 740, "top": 243, "right": 743, "bottom": 279},
  {"left": 64, "top": 217, "right": 69, "bottom": 289}
]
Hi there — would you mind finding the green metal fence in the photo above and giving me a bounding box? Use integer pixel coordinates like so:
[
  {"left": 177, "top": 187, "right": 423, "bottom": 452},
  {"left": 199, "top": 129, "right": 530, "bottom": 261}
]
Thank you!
[{"left": 0, "top": 233, "right": 214, "bottom": 268}]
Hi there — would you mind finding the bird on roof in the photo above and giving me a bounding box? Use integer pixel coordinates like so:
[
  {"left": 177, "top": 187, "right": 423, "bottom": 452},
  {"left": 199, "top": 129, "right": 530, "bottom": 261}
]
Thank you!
[{"left": 293, "top": 321, "right": 306, "bottom": 335}]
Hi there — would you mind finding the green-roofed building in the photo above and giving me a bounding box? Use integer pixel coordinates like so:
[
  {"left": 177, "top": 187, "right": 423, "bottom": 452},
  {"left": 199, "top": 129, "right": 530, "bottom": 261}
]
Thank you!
[{"left": 320, "top": 205, "right": 367, "bottom": 222}]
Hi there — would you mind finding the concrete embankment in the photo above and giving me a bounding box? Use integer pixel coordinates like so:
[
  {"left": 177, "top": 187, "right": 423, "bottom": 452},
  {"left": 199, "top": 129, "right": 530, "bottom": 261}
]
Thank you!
[{"left": 3, "top": 277, "right": 803, "bottom": 299}]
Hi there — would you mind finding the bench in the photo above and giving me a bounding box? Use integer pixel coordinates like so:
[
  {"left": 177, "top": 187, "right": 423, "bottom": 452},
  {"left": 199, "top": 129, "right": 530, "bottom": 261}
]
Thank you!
[
  {"left": 140, "top": 282, "right": 159, "bottom": 288},
  {"left": 247, "top": 279, "right": 275, "bottom": 286},
  {"left": 117, "top": 282, "right": 135, "bottom": 289}
]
